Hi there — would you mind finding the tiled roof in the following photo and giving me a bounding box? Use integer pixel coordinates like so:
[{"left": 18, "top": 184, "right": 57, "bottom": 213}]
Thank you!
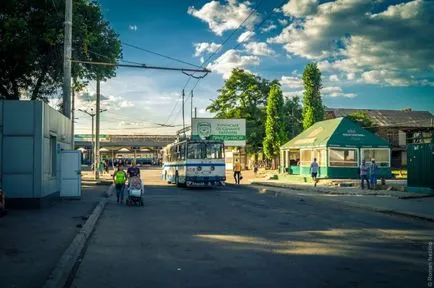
[{"left": 326, "top": 108, "right": 434, "bottom": 128}]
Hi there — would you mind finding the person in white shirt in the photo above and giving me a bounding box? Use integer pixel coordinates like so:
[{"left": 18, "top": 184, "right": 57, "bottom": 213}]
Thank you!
[{"left": 310, "top": 158, "right": 319, "bottom": 187}]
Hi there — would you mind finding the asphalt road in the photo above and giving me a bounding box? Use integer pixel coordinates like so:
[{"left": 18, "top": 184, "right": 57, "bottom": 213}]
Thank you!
[{"left": 71, "top": 172, "right": 433, "bottom": 288}]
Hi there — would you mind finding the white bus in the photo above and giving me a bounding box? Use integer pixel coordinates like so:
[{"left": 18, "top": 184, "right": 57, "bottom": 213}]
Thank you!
[{"left": 161, "top": 139, "right": 226, "bottom": 187}]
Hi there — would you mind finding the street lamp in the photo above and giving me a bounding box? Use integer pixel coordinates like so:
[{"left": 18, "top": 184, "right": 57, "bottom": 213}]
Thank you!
[{"left": 78, "top": 108, "right": 107, "bottom": 171}]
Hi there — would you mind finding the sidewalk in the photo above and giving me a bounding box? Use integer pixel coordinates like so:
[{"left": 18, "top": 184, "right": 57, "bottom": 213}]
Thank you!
[
  {"left": 248, "top": 182, "right": 434, "bottom": 221},
  {"left": 0, "top": 183, "right": 108, "bottom": 288}
]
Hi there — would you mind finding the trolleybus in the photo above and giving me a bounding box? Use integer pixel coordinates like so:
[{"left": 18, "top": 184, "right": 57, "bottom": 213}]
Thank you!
[{"left": 161, "top": 139, "right": 226, "bottom": 187}]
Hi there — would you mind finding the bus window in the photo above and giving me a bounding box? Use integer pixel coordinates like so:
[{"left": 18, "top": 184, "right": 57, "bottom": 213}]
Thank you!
[
  {"left": 187, "top": 143, "right": 205, "bottom": 159},
  {"left": 180, "top": 143, "right": 186, "bottom": 160},
  {"left": 206, "top": 143, "right": 224, "bottom": 159}
]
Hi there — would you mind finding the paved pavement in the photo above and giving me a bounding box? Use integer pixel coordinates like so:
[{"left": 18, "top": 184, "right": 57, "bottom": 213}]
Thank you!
[
  {"left": 0, "top": 183, "right": 107, "bottom": 288},
  {"left": 71, "top": 168, "right": 434, "bottom": 288}
]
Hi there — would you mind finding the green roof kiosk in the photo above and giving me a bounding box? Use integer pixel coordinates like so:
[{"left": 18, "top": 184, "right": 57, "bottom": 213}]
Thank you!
[{"left": 280, "top": 117, "right": 392, "bottom": 179}]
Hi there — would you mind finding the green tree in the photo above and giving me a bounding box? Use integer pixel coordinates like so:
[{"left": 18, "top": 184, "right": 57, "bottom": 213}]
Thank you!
[
  {"left": 0, "top": 0, "right": 122, "bottom": 101},
  {"left": 207, "top": 68, "right": 279, "bottom": 154},
  {"left": 346, "top": 111, "right": 377, "bottom": 132},
  {"left": 302, "top": 63, "right": 324, "bottom": 129},
  {"left": 282, "top": 96, "right": 303, "bottom": 143},
  {"left": 263, "top": 85, "right": 284, "bottom": 161}
]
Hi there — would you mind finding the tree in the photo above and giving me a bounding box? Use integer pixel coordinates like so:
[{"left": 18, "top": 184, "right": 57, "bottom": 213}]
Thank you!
[
  {"left": 346, "top": 111, "right": 377, "bottom": 132},
  {"left": 0, "top": 0, "right": 122, "bottom": 101},
  {"left": 302, "top": 63, "right": 324, "bottom": 130},
  {"left": 282, "top": 96, "right": 303, "bottom": 143},
  {"left": 207, "top": 68, "right": 279, "bottom": 155},
  {"left": 263, "top": 85, "right": 284, "bottom": 161}
]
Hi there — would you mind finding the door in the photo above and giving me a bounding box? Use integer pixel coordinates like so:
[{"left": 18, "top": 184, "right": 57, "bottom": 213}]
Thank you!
[{"left": 60, "top": 150, "right": 82, "bottom": 198}]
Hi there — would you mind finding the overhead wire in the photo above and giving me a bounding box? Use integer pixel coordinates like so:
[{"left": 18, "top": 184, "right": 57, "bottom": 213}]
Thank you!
[{"left": 165, "top": 0, "right": 264, "bottom": 125}]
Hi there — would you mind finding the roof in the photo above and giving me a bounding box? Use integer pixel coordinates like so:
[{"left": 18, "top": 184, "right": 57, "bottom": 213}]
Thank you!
[
  {"left": 327, "top": 108, "right": 434, "bottom": 128},
  {"left": 281, "top": 117, "right": 389, "bottom": 149}
]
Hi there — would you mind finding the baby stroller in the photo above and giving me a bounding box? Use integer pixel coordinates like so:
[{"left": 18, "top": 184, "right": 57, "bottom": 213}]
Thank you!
[{"left": 126, "top": 176, "right": 144, "bottom": 206}]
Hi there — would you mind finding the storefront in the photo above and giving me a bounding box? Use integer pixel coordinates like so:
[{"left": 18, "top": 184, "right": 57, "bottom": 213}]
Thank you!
[{"left": 280, "top": 117, "right": 392, "bottom": 179}]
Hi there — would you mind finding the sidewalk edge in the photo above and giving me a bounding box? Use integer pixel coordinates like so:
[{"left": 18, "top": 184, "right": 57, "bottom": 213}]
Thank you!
[
  {"left": 42, "top": 196, "right": 108, "bottom": 288},
  {"left": 246, "top": 183, "right": 434, "bottom": 222}
]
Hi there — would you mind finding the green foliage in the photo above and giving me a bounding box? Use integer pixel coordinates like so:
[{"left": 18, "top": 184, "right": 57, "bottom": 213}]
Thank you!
[
  {"left": 302, "top": 63, "right": 324, "bottom": 130},
  {"left": 346, "top": 111, "right": 377, "bottom": 132},
  {"left": 263, "top": 85, "right": 284, "bottom": 159},
  {"left": 207, "top": 68, "right": 279, "bottom": 153},
  {"left": 0, "top": 0, "right": 122, "bottom": 101},
  {"left": 282, "top": 96, "right": 303, "bottom": 143}
]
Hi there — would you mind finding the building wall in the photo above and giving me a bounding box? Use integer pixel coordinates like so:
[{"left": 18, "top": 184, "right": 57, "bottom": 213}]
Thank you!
[{"left": 0, "top": 101, "right": 71, "bottom": 207}]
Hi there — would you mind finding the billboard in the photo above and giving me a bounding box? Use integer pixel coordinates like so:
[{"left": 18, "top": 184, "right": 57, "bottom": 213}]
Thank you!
[{"left": 191, "top": 118, "right": 246, "bottom": 146}]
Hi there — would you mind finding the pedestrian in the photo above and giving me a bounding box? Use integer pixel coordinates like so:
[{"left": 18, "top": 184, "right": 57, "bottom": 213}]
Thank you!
[
  {"left": 360, "top": 159, "right": 370, "bottom": 189},
  {"left": 105, "top": 160, "right": 109, "bottom": 174},
  {"left": 369, "top": 158, "right": 378, "bottom": 190},
  {"left": 233, "top": 159, "right": 242, "bottom": 184},
  {"left": 253, "top": 162, "right": 259, "bottom": 176},
  {"left": 113, "top": 166, "right": 127, "bottom": 203},
  {"left": 310, "top": 158, "right": 319, "bottom": 187},
  {"left": 98, "top": 161, "right": 104, "bottom": 175}
]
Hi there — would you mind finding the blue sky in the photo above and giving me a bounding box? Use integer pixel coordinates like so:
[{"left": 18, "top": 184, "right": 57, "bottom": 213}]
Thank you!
[{"left": 73, "top": 0, "right": 434, "bottom": 135}]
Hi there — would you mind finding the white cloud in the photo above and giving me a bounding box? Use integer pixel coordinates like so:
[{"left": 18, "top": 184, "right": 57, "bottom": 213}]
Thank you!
[
  {"left": 261, "top": 24, "right": 277, "bottom": 33},
  {"left": 278, "top": 18, "right": 288, "bottom": 26},
  {"left": 193, "top": 42, "right": 222, "bottom": 57},
  {"left": 280, "top": 75, "right": 302, "bottom": 89},
  {"left": 283, "top": 90, "right": 304, "bottom": 98},
  {"left": 128, "top": 25, "right": 138, "bottom": 31},
  {"left": 207, "top": 49, "right": 260, "bottom": 79},
  {"left": 237, "top": 31, "right": 255, "bottom": 43},
  {"left": 329, "top": 74, "right": 339, "bottom": 81},
  {"left": 244, "top": 42, "right": 276, "bottom": 56},
  {"left": 188, "top": 0, "right": 261, "bottom": 36},
  {"left": 347, "top": 73, "right": 355, "bottom": 81},
  {"left": 270, "top": 0, "right": 434, "bottom": 87},
  {"left": 282, "top": 0, "right": 318, "bottom": 18},
  {"left": 321, "top": 86, "right": 357, "bottom": 98}
]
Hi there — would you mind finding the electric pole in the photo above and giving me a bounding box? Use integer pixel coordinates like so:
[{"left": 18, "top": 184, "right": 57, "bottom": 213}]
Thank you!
[
  {"left": 95, "top": 78, "right": 101, "bottom": 179},
  {"left": 71, "top": 88, "right": 75, "bottom": 148},
  {"left": 190, "top": 90, "right": 193, "bottom": 125},
  {"left": 63, "top": 0, "right": 72, "bottom": 119},
  {"left": 182, "top": 89, "right": 185, "bottom": 137}
]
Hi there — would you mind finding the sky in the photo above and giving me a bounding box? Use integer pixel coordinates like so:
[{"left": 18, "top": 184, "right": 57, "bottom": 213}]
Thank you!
[{"left": 71, "top": 0, "right": 434, "bottom": 135}]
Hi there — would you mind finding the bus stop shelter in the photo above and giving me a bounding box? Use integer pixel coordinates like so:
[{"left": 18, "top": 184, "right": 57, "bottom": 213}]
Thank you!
[{"left": 280, "top": 117, "right": 392, "bottom": 179}]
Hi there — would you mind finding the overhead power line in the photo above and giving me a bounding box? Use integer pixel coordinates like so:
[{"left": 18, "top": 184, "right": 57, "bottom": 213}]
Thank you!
[
  {"left": 122, "top": 42, "right": 203, "bottom": 69},
  {"left": 70, "top": 59, "right": 211, "bottom": 73},
  {"left": 164, "top": 0, "right": 264, "bottom": 125}
]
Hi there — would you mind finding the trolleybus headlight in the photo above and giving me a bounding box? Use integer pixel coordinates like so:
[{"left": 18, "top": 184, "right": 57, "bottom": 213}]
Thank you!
[
  {"left": 197, "top": 166, "right": 202, "bottom": 171},
  {"left": 210, "top": 166, "right": 215, "bottom": 171}
]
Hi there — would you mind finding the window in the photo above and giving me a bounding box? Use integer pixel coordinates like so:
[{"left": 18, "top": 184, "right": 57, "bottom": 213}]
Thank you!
[
  {"left": 300, "top": 150, "right": 312, "bottom": 167},
  {"left": 313, "top": 149, "right": 326, "bottom": 166},
  {"left": 361, "top": 148, "right": 390, "bottom": 167},
  {"left": 187, "top": 143, "right": 206, "bottom": 159},
  {"left": 289, "top": 150, "right": 300, "bottom": 166},
  {"left": 180, "top": 143, "right": 186, "bottom": 160},
  {"left": 50, "top": 136, "right": 57, "bottom": 176},
  {"left": 329, "top": 148, "right": 358, "bottom": 167},
  {"left": 206, "top": 143, "right": 224, "bottom": 159}
]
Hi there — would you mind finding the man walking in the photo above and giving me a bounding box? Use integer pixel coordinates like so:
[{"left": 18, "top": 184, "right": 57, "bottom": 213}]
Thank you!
[
  {"left": 369, "top": 158, "right": 378, "bottom": 190},
  {"left": 113, "top": 166, "right": 127, "bottom": 203},
  {"left": 310, "top": 158, "right": 319, "bottom": 187},
  {"left": 360, "top": 159, "right": 370, "bottom": 190},
  {"left": 233, "top": 159, "right": 242, "bottom": 184}
]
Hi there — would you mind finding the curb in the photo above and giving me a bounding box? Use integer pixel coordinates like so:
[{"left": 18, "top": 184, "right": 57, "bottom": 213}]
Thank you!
[
  {"left": 42, "top": 195, "right": 108, "bottom": 288},
  {"left": 244, "top": 184, "right": 434, "bottom": 222},
  {"left": 329, "top": 199, "right": 434, "bottom": 222}
]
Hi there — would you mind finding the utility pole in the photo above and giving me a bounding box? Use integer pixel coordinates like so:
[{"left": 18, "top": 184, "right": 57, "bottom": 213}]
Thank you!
[
  {"left": 194, "top": 107, "right": 197, "bottom": 118},
  {"left": 71, "top": 88, "right": 75, "bottom": 148},
  {"left": 182, "top": 89, "right": 185, "bottom": 137},
  {"left": 63, "top": 0, "right": 72, "bottom": 119},
  {"left": 78, "top": 107, "right": 107, "bottom": 172},
  {"left": 190, "top": 90, "right": 193, "bottom": 125},
  {"left": 95, "top": 78, "right": 101, "bottom": 180}
]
